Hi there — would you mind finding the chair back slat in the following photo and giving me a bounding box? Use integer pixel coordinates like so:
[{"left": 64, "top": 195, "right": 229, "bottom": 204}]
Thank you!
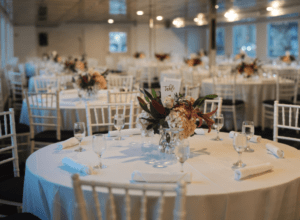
[
  {"left": 185, "top": 84, "right": 200, "bottom": 99},
  {"left": 72, "top": 174, "right": 187, "bottom": 220},
  {"left": 140, "top": 190, "right": 147, "bottom": 220},
  {"left": 8, "top": 71, "right": 25, "bottom": 112},
  {"left": 213, "top": 71, "right": 237, "bottom": 104},
  {"left": 275, "top": 69, "right": 299, "bottom": 103},
  {"left": 107, "top": 75, "right": 133, "bottom": 92},
  {"left": 0, "top": 109, "right": 20, "bottom": 177},
  {"left": 85, "top": 102, "right": 139, "bottom": 135},
  {"left": 203, "top": 98, "right": 223, "bottom": 116},
  {"left": 107, "top": 91, "right": 140, "bottom": 104},
  {"left": 273, "top": 101, "right": 300, "bottom": 142},
  {"left": 92, "top": 185, "right": 102, "bottom": 220},
  {"left": 34, "top": 77, "right": 59, "bottom": 93}
]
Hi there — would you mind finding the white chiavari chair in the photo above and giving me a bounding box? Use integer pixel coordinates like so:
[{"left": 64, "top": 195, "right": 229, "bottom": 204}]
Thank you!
[
  {"left": 33, "top": 77, "right": 59, "bottom": 93},
  {"left": 185, "top": 83, "right": 200, "bottom": 99},
  {"left": 24, "top": 90, "right": 73, "bottom": 154},
  {"left": 127, "top": 66, "right": 142, "bottom": 90},
  {"left": 85, "top": 102, "right": 139, "bottom": 136},
  {"left": 262, "top": 69, "right": 299, "bottom": 131},
  {"left": 273, "top": 101, "right": 300, "bottom": 143},
  {"left": 140, "top": 66, "right": 156, "bottom": 89},
  {"left": 0, "top": 78, "right": 4, "bottom": 112},
  {"left": 0, "top": 109, "right": 23, "bottom": 214},
  {"left": 107, "top": 91, "right": 140, "bottom": 104},
  {"left": 213, "top": 73, "right": 244, "bottom": 131},
  {"left": 72, "top": 173, "right": 187, "bottom": 220},
  {"left": 203, "top": 97, "right": 223, "bottom": 116},
  {"left": 107, "top": 75, "right": 133, "bottom": 92},
  {"left": 8, "top": 71, "right": 25, "bottom": 114},
  {"left": 181, "top": 68, "right": 194, "bottom": 87}
]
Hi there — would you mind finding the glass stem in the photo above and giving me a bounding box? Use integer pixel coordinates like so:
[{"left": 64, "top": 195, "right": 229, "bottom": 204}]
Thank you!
[
  {"left": 78, "top": 141, "right": 82, "bottom": 152},
  {"left": 118, "top": 129, "right": 121, "bottom": 140},
  {"left": 217, "top": 129, "right": 219, "bottom": 139},
  {"left": 98, "top": 155, "right": 102, "bottom": 168},
  {"left": 238, "top": 152, "right": 242, "bottom": 163},
  {"left": 180, "top": 163, "right": 184, "bottom": 172}
]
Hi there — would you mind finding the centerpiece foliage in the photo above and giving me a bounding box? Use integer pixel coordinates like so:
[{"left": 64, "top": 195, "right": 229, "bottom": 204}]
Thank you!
[
  {"left": 136, "top": 88, "right": 218, "bottom": 140},
  {"left": 75, "top": 69, "right": 108, "bottom": 92},
  {"left": 155, "top": 53, "right": 170, "bottom": 62},
  {"left": 237, "top": 58, "right": 259, "bottom": 77}
]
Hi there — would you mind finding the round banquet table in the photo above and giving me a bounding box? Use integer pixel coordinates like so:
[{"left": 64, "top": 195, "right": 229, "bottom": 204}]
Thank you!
[
  {"left": 22, "top": 130, "right": 300, "bottom": 220},
  {"left": 19, "top": 89, "right": 134, "bottom": 132},
  {"left": 160, "top": 68, "right": 210, "bottom": 83},
  {"left": 201, "top": 77, "right": 294, "bottom": 129}
]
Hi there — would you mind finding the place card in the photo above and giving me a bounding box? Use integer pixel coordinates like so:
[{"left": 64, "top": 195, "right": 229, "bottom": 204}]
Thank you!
[{"left": 160, "top": 80, "right": 181, "bottom": 101}]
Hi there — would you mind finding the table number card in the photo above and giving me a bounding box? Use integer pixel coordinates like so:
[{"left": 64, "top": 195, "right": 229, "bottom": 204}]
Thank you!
[{"left": 160, "top": 80, "right": 181, "bottom": 101}]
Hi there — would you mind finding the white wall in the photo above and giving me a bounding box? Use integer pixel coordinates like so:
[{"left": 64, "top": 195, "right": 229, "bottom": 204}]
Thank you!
[{"left": 14, "top": 25, "right": 37, "bottom": 63}]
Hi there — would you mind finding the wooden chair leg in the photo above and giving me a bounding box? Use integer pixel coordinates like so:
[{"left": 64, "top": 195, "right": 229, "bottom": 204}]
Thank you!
[
  {"left": 30, "top": 140, "right": 35, "bottom": 154},
  {"left": 262, "top": 105, "right": 265, "bottom": 131}
]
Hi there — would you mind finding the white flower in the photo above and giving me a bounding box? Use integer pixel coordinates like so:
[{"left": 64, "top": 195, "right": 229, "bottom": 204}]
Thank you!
[
  {"left": 136, "top": 111, "right": 154, "bottom": 133},
  {"left": 163, "top": 96, "right": 174, "bottom": 108}
]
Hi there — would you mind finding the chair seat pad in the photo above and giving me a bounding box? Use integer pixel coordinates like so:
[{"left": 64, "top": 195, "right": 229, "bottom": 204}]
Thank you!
[
  {"left": 222, "top": 99, "right": 244, "bottom": 106},
  {"left": 93, "top": 131, "right": 109, "bottom": 135},
  {"left": 263, "top": 99, "right": 293, "bottom": 105},
  {"left": 0, "top": 177, "right": 24, "bottom": 203},
  {"left": 33, "top": 130, "right": 74, "bottom": 142},
  {"left": 2, "top": 213, "right": 41, "bottom": 220}
]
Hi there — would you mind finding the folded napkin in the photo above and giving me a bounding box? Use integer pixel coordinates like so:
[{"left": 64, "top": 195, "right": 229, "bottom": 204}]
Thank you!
[
  {"left": 131, "top": 171, "right": 192, "bottom": 183},
  {"left": 195, "top": 129, "right": 205, "bottom": 135},
  {"left": 266, "top": 143, "right": 284, "bottom": 158},
  {"left": 109, "top": 128, "right": 141, "bottom": 137},
  {"left": 62, "top": 151, "right": 99, "bottom": 175},
  {"left": 234, "top": 163, "right": 273, "bottom": 181},
  {"left": 229, "top": 131, "right": 261, "bottom": 143},
  {"left": 57, "top": 137, "right": 79, "bottom": 150}
]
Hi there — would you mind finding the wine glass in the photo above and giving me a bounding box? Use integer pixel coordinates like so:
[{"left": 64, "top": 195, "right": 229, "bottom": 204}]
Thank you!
[
  {"left": 242, "top": 121, "right": 255, "bottom": 152},
  {"left": 174, "top": 139, "right": 190, "bottom": 172},
  {"left": 92, "top": 134, "right": 107, "bottom": 169},
  {"left": 114, "top": 114, "right": 125, "bottom": 140},
  {"left": 232, "top": 133, "right": 247, "bottom": 169},
  {"left": 74, "top": 122, "right": 86, "bottom": 152},
  {"left": 212, "top": 114, "right": 224, "bottom": 141}
]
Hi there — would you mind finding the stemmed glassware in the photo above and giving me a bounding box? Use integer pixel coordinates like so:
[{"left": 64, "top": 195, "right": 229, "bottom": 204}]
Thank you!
[
  {"left": 242, "top": 121, "right": 255, "bottom": 152},
  {"left": 74, "top": 122, "right": 86, "bottom": 152},
  {"left": 114, "top": 114, "right": 125, "bottom": 140},
  {"left": 174, "top": 139, "right": 190, "bottom": 172},
  {"left": 212, "top": 114, "right": 224, "bottom": 141},
  {"left": 92, "top": 134, "right": 107, "bottom": 169},
  {"left": 232, "top": 133, "right": 247, "bottom": 169}
]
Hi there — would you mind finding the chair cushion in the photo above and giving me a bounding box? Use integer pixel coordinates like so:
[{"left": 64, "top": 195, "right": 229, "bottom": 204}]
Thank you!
[
  {"left": 93, "top": 131, "right": 109, "bottom": 135},
  {"left": 222, "top": 99, "right": 244, "bottom": 105},
  {"left": 0, "top": 177, "right": 24, "bottom": 203},
  {"left": 33, "top": 130, "right": 74, "bottom": 142},
  {"left": 2, "top": 213, "right": 41, "bottom": 220},
  {"left": 263, "top": 99, "right": 293, "bottom": 105}
]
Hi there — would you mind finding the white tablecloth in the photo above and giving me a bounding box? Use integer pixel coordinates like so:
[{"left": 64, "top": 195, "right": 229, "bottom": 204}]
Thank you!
[
  {"left": 201, "top": 77, "right": 294, "bottom": 129},
  {"left": 23, "top": 131, "right": 300, "bottom": 220}
]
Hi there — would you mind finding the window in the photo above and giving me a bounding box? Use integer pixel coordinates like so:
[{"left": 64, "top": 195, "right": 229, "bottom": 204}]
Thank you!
[
  {"left": 109, "top": 0, "right": 126, "bottom": 15},
  {"left": 216, "top": 27, "right": 225, "bottom": 55},
  {"left": 109, "top": 32, "right": 127, "bottom": 53},
  {"left": 234, "top": 0, "right": 256, "bottom": 8},
  {"left": 1, "top": 15, "right": 6, "bottom": 67},
  {"left": 268, "top": 21, "right": 298, "bottom": 58},
  {"left": 233, "top": 24, "right": 256, "bottom": 57}
]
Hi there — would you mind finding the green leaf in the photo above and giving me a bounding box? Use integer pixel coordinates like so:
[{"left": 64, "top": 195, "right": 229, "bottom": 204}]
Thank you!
[
  {"left": 145, "top": 96, "right": 150, "bottom": 102},
  {"left": 204, "top": 94, "right": 218, "bottom": 100},
  {"left": 151, "top": 88, "right": 157, "bottom": 99},
  {"left": 137, "top": 97, "right": 150, "bottom": 113},
  {"left": 144, "top": 89, "right": 154, "bottom": 101},
  {"left": 193, "top": 94, "right": 218, "bottom": 108}
]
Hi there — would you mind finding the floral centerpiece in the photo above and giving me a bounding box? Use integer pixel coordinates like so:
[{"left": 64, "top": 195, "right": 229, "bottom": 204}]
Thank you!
[
  {"left": 74, "top": 69, "right": 108, "bottom": 97},
  {"left": 237, "top": 58, "right": 259, "bottom": 78},
  {"left": 155, "top": 53, "right": 170, "bottom": 62},
  {"left": 281, "top": 51, "right": 295, "bottom": 64},
  {"left": 136, "top": 88, "right": 218, "bottom": 140},
  {"left": 134, "top": 52, "right": 145, "bottom": 59},
  {"left": 65, "top": 58, "right": 87, "bottom": 73},
  {"left": 184, "top": 58, "right": 202, "bottom": 67},
  {"left": 234, "top": 50, "right": 246, "bottom": 60}
]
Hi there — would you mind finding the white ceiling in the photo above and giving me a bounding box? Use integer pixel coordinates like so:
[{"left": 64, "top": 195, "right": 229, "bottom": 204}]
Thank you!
[{"left": 12, "top": 0, "right": 300, "bottom": 27}]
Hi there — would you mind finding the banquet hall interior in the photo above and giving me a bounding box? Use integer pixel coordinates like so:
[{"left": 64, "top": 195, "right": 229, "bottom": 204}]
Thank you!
[{"left": 1, "top": 0, "right": 300, "bottom": 219}]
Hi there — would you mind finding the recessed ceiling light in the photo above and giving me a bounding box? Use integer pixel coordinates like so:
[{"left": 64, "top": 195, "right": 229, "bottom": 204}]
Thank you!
[
  {"left": 224, "top": 9, "right": 238, "bottom": 21},
  {"left": 137, "top": 11, "right": 144, "bottom": 15},
  {"left": 215, "top": 5, "right": 219, "bottom": 9},
  {"left": 272, "top": 1, "right": 280, "bottom": 8},
  {"left": 156, "top": 16, "right": 163, "bottom": 21},
  {"left": 108, "top": 19, "right": 114, "bottom": 24},
  {"left": 266, "top": 7, "right": 273, "bottom": 11},
  {"left": 193, "top": 18, "right": 199, "bottom": 22}
]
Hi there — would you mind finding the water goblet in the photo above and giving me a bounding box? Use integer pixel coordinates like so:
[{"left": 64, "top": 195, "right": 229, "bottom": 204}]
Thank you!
[
  {"left": 114, "top": 114, "right": 125, "bottom": 140},
  {"left": 74, "top": 122, "right": 86, "bottom": 152},
  {"left": 242, "top": 121, "right": 255, "bottom": 152},
  {"left": 92, "top": 134, "right": 107, "bottom": 169},
  {"left": 174, "top": 139, "right": 190, "bottom": 172},
  {"left": 232, "top": 133, "right": 247, "bottom": 169},
  {"left": 212, "top": 114, "right": 224, "bottom": 141}
]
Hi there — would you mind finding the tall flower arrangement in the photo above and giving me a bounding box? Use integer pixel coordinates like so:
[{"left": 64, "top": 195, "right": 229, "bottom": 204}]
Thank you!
[
  {"left": 75, "top": 69, "right": 108, "bottom": 92},
  {"left": 136, "top": 89, "right": 218, "bottom": 140}
]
